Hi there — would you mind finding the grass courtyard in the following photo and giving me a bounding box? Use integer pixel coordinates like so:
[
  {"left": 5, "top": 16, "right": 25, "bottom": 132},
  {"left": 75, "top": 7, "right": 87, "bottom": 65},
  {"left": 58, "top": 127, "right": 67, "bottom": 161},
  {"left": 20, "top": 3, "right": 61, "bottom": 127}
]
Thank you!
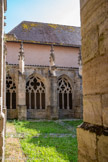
[{"left": 6, "top": 120, "right": 82, "bottom": 162}]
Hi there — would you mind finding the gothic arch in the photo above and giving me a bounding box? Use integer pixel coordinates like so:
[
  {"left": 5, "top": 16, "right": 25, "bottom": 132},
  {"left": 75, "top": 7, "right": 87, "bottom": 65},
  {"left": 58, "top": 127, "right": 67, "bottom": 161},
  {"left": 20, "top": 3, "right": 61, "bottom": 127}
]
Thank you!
[
  {"left": 6, "top": 74, "right": 16, "bottom": 109},
  {"left": 57, "top": 75, "right": 73, "bottom": 110},
  {"left": 26, "top": 73, "right": 46, "bottom": 110}
]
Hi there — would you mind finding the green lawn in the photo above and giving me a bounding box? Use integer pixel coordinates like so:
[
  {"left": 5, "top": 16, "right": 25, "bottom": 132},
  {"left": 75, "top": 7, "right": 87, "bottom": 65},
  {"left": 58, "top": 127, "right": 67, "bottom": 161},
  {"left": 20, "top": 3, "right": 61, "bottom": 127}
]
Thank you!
[
  {"left": 64, "top": 120, "right": 83, "bottom": 127},
  {"left": 13, "top": 120, "right": 82, "bottom": 162}
]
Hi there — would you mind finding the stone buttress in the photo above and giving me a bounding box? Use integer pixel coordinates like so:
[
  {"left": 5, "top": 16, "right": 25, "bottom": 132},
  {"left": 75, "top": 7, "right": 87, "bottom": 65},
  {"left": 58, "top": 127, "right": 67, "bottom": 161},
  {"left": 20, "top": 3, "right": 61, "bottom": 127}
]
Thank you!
[
  {"left": 77, "top": 0, "right": 108, "bottom": 161},
  {"left": 18, "top": 42, "right": 27, "bottom": 120}
]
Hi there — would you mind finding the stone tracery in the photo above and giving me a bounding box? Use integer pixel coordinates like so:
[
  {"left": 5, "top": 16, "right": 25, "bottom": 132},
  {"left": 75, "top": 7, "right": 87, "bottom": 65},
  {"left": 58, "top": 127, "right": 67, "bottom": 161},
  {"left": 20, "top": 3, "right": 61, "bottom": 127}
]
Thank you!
[
  {"left": 6, "top": 74, "right": 16, "bottom": 109},
  {"left": 57, "top": 76, "right": 72, "bottom": 110},
  {"left": 26, "top": 75, "right": 45, "bottom": 109}
]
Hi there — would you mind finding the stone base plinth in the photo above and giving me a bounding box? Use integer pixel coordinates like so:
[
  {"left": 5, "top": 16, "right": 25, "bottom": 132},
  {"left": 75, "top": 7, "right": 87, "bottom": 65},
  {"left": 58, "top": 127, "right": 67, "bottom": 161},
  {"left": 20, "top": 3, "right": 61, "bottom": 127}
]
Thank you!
[
  {"left": 50, "top": 106, "right": 58, "bottom": 120},
  {"left": 18, "top": 105, "right": 27, "bottom": 120},
  {"left": 0, "top": 113, "right": 5, "bottom": 162},
  {"left": 77, "top": 123, "right": 108, "bottom": 162},
  {"left": 3, "top": 108, "right": 7, "bottom": 136}
]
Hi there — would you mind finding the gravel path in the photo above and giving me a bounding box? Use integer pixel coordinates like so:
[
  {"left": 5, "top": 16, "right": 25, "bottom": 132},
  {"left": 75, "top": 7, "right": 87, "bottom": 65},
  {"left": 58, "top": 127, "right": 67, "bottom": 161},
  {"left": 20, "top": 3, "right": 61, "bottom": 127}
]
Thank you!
[{"left": 5, "top": 122, "right": 26, "bottom": 162}]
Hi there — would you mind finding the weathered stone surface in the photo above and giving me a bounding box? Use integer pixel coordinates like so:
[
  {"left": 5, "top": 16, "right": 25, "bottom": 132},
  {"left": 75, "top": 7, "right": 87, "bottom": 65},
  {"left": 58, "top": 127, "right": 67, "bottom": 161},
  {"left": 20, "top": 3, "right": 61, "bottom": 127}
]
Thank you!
[
  {"left": 78, "top": 154, "right": 97, "bottom": 162},
  {"left": 18, "top": 73, "right": 27, "bottom": 120},
  {"left": 0, "top": 136, "right": 3, "bottom": 159},
  {"left": 81, "top": 0, "right": 108, "bottom": 37},
  {"left": 77, "top": 127, "right": 97, "bottom": 160},
  {"left": 18, "top": 105, "right": 27, "bottom": 120},
  {"left": 78, "top": 0, "right": 108, "bottom": 161},
  {"left": 82, "top": 25, "right": 99, "bottom": 64},
  {"left": 99, "top": 18, "right": 108, "bottom": 56},
  {"left": 0, "top": 116, "right": 4, "bottom": 133},
  {"left": 98, "top": 135, "right": 108, "bottom": 162},
  {"left": 102, "top": 108, "right": 108, "bottom": 127},
  {"left": 99, "top": 36, "right": 108, "bottom": 56},
  {"left": 102, "top": 94, "right": 108, "bottom": 127},
  {"left": 83, "top": 95, "right": 102, "bottom": 125},
  {"left": 83, "top": 55, "right": 108, "bottom": 95},
  {"left": 80, "top": 0, "right": 88, "bottom": 10},
  {"left": 7, "top": 109, "right": 18, "bottom": 119},
  {"left": 49, "top": 76, "right": 58, "bottom": 119},
  {"left": 81, "top": 0, "right": 108, "bottom": 64},
  {"left": 99, "top": 18, "right": 108, "bottom": 36},
  {"left": 18, "top": 74, "right": 26, "bottom": 105}
]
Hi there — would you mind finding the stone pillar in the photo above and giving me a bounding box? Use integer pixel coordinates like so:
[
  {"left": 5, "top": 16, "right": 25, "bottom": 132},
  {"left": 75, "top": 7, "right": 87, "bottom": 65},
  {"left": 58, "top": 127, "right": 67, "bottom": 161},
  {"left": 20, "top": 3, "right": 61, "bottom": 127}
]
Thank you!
[
  {"left": 3, "top": 42, "right": 7, "bottom": 136},
  {"left": 78, "top": 48, "right": 83, "bottom": 119},
  {"left": 77, "top": 0, "right": 108, "bottom": 161},
  {"left": 49, "top": 45, "right": 58, "bottom": 119},
  {"left": 78, "top": 47, "right": 82, "bottom": 77},
  {"left": 0, "top": 0, "right": 7, "bottom": 161},
  {"left": 18, "top": 73, "right": 27, "bottom": 120},
  {"left": 49, "top": 75, "right": 58, "bottom": 119},
  {"left": 17, "top": 43, "right": 27, "bottom": 120},
  {"left": 73, "top": 70, "right": 83, "bottom": 119},
  {"left": 18, "top": 42, "right": 25, "bottom": 74}
]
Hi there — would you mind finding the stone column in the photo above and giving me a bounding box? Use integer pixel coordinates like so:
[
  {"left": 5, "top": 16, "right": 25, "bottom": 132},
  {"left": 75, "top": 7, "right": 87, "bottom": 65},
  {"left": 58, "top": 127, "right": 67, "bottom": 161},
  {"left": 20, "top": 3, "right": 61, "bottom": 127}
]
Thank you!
[
  {"left": 17, "top": 42, "right": 27, "bottom": 120},
  {"left": 18, "top": 73, "right": 27, "bottom": 120},
  {"left": 2, "top": 42, "right": 7, "bottom": 136},
  {"left": 48, "top": 45, "right": 58, "bottom": 119},
  {"left": 49, "top": 75, "right": 58, "bottom": 119},
  {"left": 18, "top": 42, "right": 25, "bottom": 74},
  {"left": 77, "top": 0, "right": 108, "bottom": 161},
  {"left": 73, "top": 70, "right": 83, "bottom": 119},
  {"left": 0, "top": 0, "right": 7, "bottom": 161}
]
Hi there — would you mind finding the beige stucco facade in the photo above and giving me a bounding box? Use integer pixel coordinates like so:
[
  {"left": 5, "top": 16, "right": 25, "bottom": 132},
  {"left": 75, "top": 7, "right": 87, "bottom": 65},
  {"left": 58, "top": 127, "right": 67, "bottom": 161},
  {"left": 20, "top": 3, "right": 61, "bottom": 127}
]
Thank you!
[{"left": 6, "top": 42, "right": 79, "bottom": 67}]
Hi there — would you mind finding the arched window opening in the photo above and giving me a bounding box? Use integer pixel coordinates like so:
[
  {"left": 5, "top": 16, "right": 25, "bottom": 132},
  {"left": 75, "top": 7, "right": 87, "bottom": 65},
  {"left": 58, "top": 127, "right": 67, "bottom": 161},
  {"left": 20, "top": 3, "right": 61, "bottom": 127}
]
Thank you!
[
  {"left": 6, "top": 74, "right": 16, "bottom": 109},
  {"left": 57, "top": 77, "right": 72, "bottom": 110},
  {"left": 26, "top": 75, "right": 46, "bottom": 110}
]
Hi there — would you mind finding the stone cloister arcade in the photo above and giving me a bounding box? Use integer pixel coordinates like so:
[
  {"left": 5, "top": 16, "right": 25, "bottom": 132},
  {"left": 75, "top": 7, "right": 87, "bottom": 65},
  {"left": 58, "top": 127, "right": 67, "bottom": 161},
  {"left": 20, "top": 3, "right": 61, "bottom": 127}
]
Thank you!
[{"left": 6, "top": 67, "right": 81, "bottom": 119}]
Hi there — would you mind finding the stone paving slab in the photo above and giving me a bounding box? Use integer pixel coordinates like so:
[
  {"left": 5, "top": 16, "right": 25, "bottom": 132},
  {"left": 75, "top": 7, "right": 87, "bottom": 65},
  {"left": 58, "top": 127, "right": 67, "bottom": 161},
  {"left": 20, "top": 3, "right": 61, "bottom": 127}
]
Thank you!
[{"left": 32, "top": 133, "right": 76, "bottom": 138}]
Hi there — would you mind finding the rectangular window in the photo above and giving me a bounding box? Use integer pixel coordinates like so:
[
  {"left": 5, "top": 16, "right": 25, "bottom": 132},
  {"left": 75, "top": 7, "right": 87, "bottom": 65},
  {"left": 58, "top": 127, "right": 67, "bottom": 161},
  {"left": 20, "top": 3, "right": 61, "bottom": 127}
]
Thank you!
[
  {"left": 69, "top": 93, "right": 72, "bottom": 109},
  {"left": 59, "top": 93, "right": 62, "bottom": 109},
  {"left": 12, "top": 92, "right": 16, "bottom": 109},
  {"left": 26, "top": 92, "right": 29, "bottom": 109},
  {"left": 36, "top": 93, "right": 40, "bottom": 109},
  {"left": 42, "top": 93, "right": 45, "bottom": 109},
  {"left": 31, "top": 92, "right": 35, "bottom": 109},
  {"left": 64, "top": 93, "right": 67, "bottom": 109},
  {"left": 6, "top": 92, "right": 10, "bottom": 109}
]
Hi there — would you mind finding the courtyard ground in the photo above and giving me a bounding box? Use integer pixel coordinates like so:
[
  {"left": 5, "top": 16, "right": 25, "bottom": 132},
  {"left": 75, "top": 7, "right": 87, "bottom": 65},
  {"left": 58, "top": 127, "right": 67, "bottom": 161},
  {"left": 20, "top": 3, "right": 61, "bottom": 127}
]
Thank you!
[
  {"left": 5, "top": 119, "right": 82, "bottom": 162},
  {"left": 5, "top": 122, "right": 26, "bottom": 162}
]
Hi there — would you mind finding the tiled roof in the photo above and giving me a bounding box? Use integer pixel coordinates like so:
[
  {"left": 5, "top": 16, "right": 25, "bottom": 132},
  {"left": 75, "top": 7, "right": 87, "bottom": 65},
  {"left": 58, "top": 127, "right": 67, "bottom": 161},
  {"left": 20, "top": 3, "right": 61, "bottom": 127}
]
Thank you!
[{"left": 7, "top": 21, "right": 81, "bottom": 47}]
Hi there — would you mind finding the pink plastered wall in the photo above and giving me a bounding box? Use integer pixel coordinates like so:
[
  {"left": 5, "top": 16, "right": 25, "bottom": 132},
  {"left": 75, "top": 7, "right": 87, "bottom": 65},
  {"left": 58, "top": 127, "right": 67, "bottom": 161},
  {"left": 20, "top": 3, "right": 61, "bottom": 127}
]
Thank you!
[{"left": 6, "top": 42, "right": 79, "bottom": 67}]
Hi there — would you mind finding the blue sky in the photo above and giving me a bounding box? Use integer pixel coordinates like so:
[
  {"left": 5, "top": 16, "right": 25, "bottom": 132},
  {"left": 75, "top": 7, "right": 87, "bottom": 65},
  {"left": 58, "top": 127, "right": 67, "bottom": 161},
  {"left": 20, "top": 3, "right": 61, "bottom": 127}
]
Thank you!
[{"left": 5, "top": 0, "right": 80, "bottom": 33}]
